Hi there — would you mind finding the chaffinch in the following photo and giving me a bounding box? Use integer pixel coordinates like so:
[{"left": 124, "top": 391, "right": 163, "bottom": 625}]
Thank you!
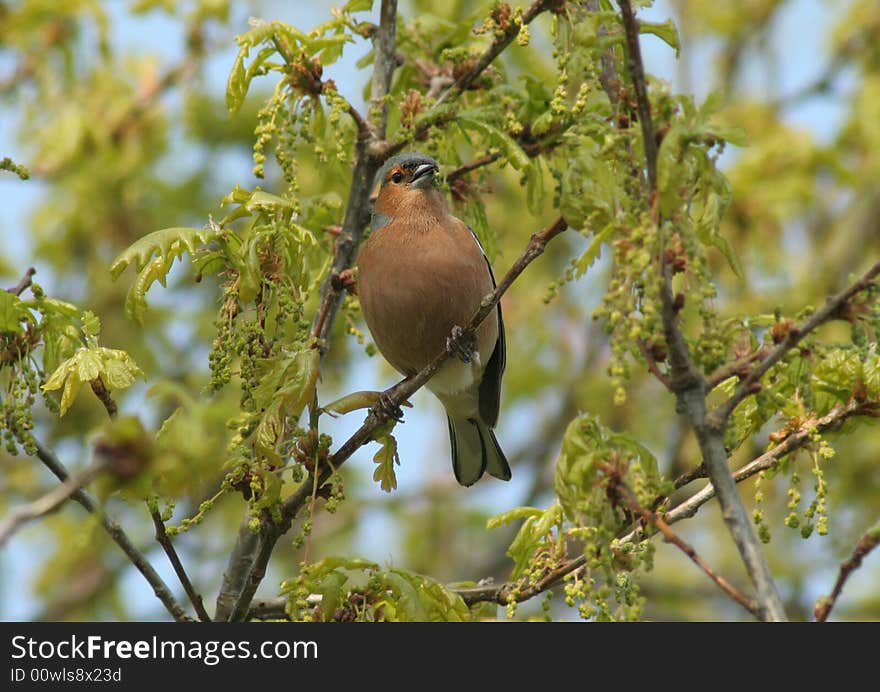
[{"left": 356, "top": 152, "right": 510, "bottom": 486}]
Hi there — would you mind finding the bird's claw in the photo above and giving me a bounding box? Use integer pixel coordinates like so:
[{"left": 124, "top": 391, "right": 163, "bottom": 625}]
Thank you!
[
  {"left": 377, "top": 391, "right": 404, "bottom": 422},
  {"left": 446, "top": 325, "right": 476, "bottom": 364}
]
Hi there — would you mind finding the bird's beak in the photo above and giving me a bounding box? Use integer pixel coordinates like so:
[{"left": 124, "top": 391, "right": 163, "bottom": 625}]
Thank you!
[{"left": 410, "top": 162, "right": 438, "bottom": 189}]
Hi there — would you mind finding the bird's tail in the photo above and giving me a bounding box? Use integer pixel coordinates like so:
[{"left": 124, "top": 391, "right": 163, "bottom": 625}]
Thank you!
[{"left": 447, "top": 416, "right": 511, "bottom": 487}]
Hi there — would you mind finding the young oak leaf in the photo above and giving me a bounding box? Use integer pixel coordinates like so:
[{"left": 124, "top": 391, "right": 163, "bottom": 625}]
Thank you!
[
  {"left": 372, "top": 428, "right": 400, "bottom": 492},
  {"left": 43, "top": 347, "right": 145, "bottom": 416}
]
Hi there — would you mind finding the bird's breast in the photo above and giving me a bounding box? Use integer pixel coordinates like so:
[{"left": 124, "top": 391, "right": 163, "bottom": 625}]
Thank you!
[{"left": 357, "top": 219, "right": 498, "bottom": 385}]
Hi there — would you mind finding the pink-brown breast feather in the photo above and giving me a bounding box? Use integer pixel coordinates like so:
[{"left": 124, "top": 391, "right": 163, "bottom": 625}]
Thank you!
[{"left": 357, "top": 215, "right": 498, "bottom": 378}]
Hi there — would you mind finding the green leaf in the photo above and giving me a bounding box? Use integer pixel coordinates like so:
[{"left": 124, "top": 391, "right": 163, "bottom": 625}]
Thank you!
[
  {"left": 245, "top": 190, "right": 295, "bottom": 211},
  {"left": 314, "top": 570, "right": 349, "bottom": 622},
  {"left": 102, "top": 352, "right": 145, "bottom": 389},
  {"left": 42, "top": 359, "right": 74, "bottom": 393},
  {"left": 81, "top": 310, "right": 101, "bottom": 338},
  {"left": 487, "top": 506, "right": 542, "bottom": 530},
  {"left": 75, "top": 349, "right": 102, "bottom": 382},
  {"left": 372, "top": 431, "right": 400, "bottom": 492},
  {"left": 110, "top": 226, "right": 222, "bottom": 279},
  {"left": 639, "top": 19, "right": 681, "bottom": 57},
  {"left": 59, "top": 375, "right": 81, "bottom": 417},
  {"left": 575, "top": 225, "right": 613, "bottom": 278},
  {"left": 226, "top": 45, "right": 248, "bottom": 115},
  {"left": 344, "top": 0, "right": 373, "bottom": 11}
]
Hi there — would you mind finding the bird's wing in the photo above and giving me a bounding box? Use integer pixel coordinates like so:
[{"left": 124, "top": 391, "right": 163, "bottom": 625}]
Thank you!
[{"left": 467, "top": 227, "right": 505, "bottom": 427}]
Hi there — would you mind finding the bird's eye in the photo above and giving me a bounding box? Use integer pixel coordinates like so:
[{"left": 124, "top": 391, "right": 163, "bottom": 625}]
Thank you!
[{"left": 391, "top": 172, "right": 404, "bottom": 184}]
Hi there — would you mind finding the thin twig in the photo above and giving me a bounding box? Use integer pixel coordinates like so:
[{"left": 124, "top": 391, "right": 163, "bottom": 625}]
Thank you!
[
  {"left": 585, "top": 0, "right": 623, "bottom": 106},
  {"left": 705, "top": 347, "right": 769, "bottom": 391},
  {"left": 637, "top": 339, "right": 672, "bottom": 389},
  {"left": 5, "top": 267, "right": 36, "bottom": 296},
  {"left": 150, "top": 505, "right": 212, "bottom": 622},
  {"left": 617, "top": 0, "right": 786, "bottom": 621},
  {"left": 712, "top": 258, "right": 880, "bottom": 426},
  {"left": 603, "top": 464, "right": 760, "bottom": 617},
  {"left": 814, "top": 521, "right": 880, "bottom": 622},
  {"left": 446, "top": 152, "right": 503, "bottom": 183},
  {"left": 433, "top": 0, "right": 559, "bottom": 110},
  {"left": 0, "top": 462, "right": 105, "bottom": 547},
  {"left": 31, "top": 439, "right": 191, "bottom": 621}
]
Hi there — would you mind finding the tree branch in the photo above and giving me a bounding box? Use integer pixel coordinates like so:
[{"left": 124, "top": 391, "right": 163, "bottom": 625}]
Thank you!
[
  {"left": 150, "top": 505, "right": 211, "bottom": 622},
  {"left": 712, "top": 258, "right": 880, "bottom": 426},
  {"left": 814, "top": 520, "right": 880, "bottom": 622},
  {"left": 603, "top": 464, "right": 760, "bottom": 618},
  {"left": 433, "top": 0, "right": 560, "bottom": 110},
  {"left": 248, "top": 596, "right": 290, "bottom": 620},
  {"left": 616, "top": 0, "right": 786, "bottom": 621},
  {"left": 0, "top": 461, "right": 105, "bottom": 547},
  {"left": 617, "top": 1, "right": 657, "bottom": 192},
  {"left": 662, "top": 399, "right": 879, "bottom": 527},
  {"left": 5, "top": 267, "right": 36, "bottom": 296},
  {"left": 705, "top": 347, "right": 769, "bottom": 391},
  {"left": 30, "top": 439, "right": 192, "bottom": 621},
  {"left": 369, "top": 0, "right": 398, "bottom": 140},
  {"left": 214, "top": 517, "right": 262, "bottom": 621}
]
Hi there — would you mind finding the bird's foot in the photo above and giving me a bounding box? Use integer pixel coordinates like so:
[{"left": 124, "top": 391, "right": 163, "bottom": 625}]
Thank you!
[
  {"left": 331, "top": 268, "right": 358, "bottom": 295},
  {"left": 446, "top": 325, "right": 476, "bottom": 364},
  {"left": 376, "top": 390, "right": 405, "bottom": 422}
]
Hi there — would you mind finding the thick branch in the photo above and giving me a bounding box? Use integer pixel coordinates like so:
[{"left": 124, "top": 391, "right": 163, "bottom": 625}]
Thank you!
[
  {"left": 30, "top": 439, "right": 191, "bottom": 621},
  {"left": 712, "top": 258, "right": 880, "bottom": 426},
  {"left": 814, "top": 521, "right": 880, "bottom": 622},
  {"left": 214, "top": 517, "right": 262, "bottom": 621},
  {"left": 369, "top": 0, "right": 398, "bottom": 140},
  {"left": 617, "top": 0, "right": 785, "bottom": 621}
]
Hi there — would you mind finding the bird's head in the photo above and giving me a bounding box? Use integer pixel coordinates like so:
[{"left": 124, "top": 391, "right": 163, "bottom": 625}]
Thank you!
[{"left": 372, "top": 153, "right": 443, "bottom": 224}]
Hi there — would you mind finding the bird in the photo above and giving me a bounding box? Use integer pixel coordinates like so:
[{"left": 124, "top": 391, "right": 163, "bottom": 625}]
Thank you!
[{"left": 356, "top": 152, "right": 510, "bottom": 486}]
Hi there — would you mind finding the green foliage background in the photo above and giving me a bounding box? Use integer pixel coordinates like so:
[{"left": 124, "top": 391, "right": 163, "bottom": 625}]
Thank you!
[{"left": 0, "top": 0, "right": 878, "bottom": 621}]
